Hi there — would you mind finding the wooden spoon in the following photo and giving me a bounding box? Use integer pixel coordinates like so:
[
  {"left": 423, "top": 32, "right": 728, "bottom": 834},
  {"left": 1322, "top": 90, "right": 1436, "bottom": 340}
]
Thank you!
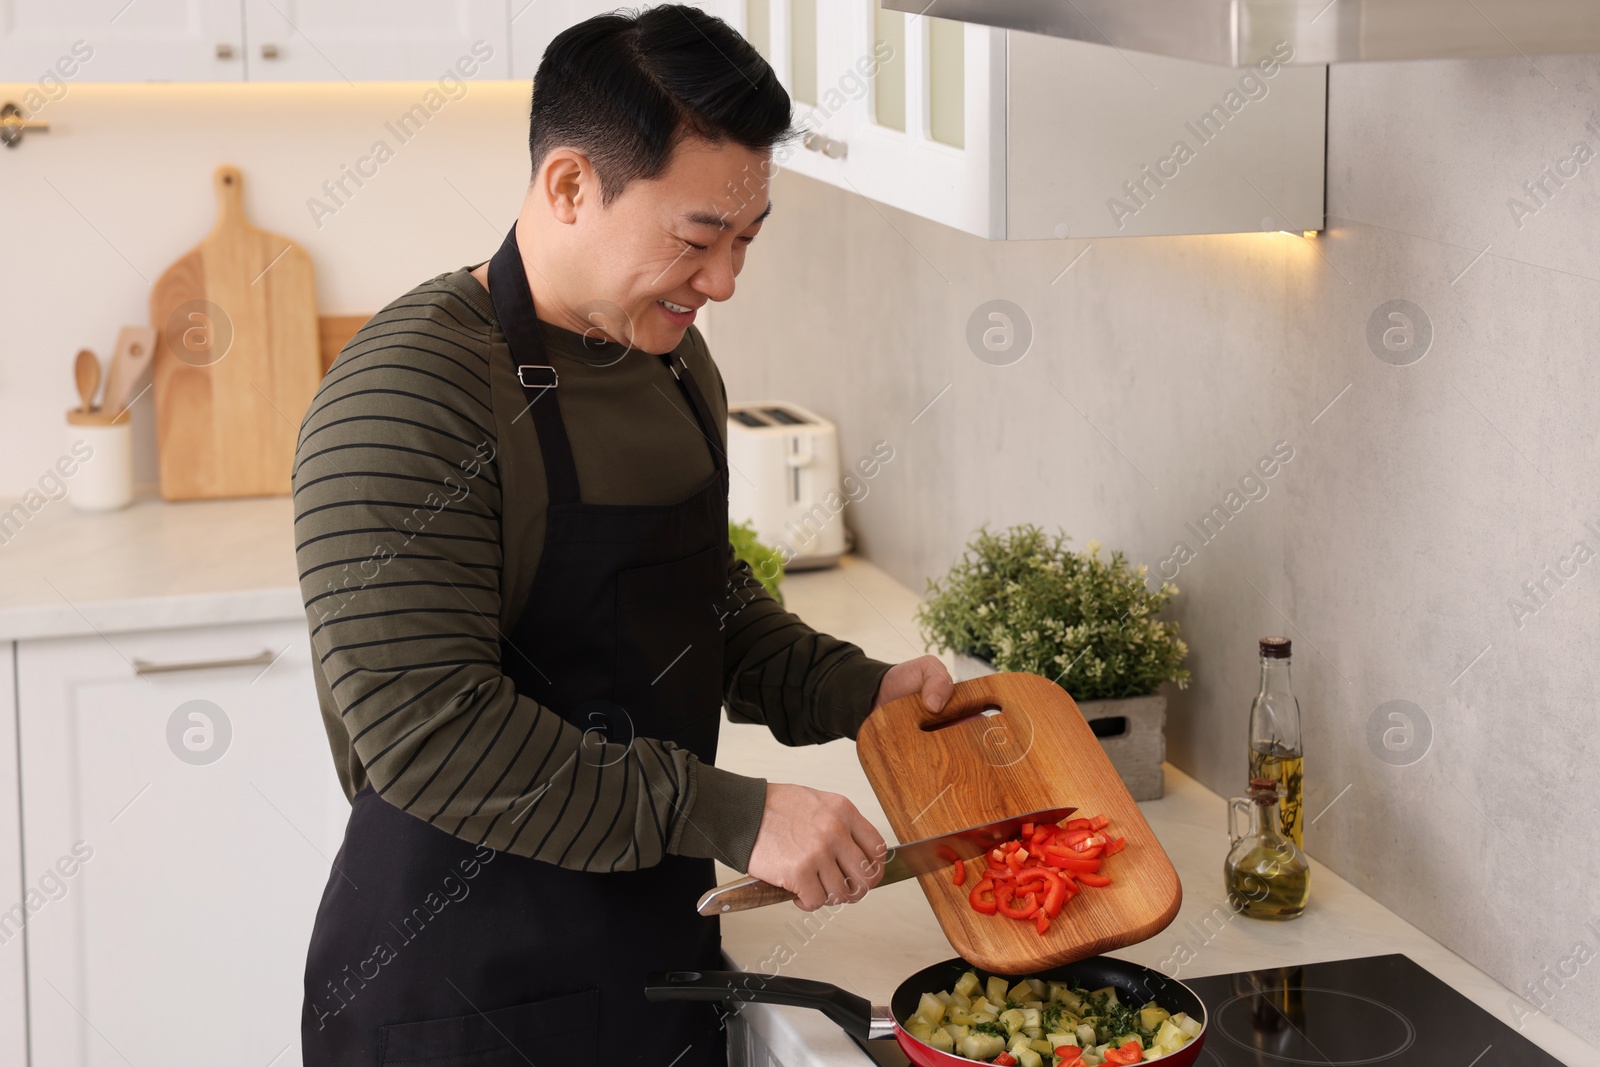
[{"left": 73, "top": 348, "right": 101, "bottom": 413}]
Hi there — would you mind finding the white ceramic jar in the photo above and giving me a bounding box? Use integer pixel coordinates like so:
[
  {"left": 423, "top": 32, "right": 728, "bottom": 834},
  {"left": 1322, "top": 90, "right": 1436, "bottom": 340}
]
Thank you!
[{"left": 64, "top": 408, "right": 134, "bottom": 511}]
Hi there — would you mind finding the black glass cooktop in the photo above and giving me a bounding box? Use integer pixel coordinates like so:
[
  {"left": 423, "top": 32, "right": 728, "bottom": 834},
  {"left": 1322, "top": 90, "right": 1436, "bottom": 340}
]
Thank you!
[{"left": 847, "top": 954, "right": 1568, "bottom": 1066}]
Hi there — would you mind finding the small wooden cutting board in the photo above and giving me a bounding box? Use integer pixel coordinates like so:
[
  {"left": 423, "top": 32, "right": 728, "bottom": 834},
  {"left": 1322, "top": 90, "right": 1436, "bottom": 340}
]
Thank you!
[
  {"left": 148, "top": 165, "right": 322, "bottom": 500},
  {"left": 858, "top": 672, "right": 1182, "bottom": 973}
]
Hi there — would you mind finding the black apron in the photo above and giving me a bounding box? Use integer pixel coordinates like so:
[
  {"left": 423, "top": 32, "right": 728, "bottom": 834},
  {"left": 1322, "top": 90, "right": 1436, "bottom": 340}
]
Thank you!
[{"left": 301, "top": 224, "right": 731, "bottom": 1066}]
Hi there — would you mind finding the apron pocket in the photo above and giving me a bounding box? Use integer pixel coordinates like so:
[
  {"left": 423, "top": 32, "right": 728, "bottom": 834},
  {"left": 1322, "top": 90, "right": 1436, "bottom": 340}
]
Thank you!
[
  {"left": 613, "top": 544, "right": 724, "bottom": 729},
  {"left": 378, "top": 987, "right": 598, "bottom": 1065}
]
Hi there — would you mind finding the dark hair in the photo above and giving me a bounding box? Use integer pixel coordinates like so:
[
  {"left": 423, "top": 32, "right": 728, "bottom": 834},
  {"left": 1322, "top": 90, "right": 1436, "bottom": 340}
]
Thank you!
[{"left": 528, "top": 5, "right": 796, "bottom": 206}]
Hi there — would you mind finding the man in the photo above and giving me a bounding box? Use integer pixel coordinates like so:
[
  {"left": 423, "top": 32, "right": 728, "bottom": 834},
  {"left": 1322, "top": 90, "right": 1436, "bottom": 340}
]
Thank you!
[{"left": 292, "top": 6, "right": 953, "bottom": 1064}]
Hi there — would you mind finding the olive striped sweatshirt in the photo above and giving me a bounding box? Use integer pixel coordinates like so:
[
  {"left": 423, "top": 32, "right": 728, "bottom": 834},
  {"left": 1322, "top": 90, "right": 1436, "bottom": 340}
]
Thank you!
[{"left": 291, "top": 265, "right": 892, "bottom": 875}]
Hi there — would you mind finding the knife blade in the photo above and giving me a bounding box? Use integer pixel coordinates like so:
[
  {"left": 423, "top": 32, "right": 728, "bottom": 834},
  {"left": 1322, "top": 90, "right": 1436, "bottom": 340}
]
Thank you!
[{"left": 695, "top": 805, "right": 1077, "bottom": 916}]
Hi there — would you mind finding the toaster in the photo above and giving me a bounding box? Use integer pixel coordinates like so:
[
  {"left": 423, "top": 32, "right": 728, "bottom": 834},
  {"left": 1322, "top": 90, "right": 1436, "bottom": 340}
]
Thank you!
[{"left": 726, "top": 401, "right": 846, "bottom": 569}]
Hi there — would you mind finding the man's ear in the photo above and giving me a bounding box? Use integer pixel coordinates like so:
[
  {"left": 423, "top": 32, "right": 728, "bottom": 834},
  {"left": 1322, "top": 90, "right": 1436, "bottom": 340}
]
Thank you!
[{"left": 534, "top": 149, "right": 592, "bottom": 225}]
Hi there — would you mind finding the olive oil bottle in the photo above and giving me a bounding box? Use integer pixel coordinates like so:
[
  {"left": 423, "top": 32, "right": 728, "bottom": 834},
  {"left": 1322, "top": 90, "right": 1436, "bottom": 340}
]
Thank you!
[
  {"left": 1248, "top": 636, "right": 1303, "bottom": 848},
  {"left": 1225, "top": 778, "right": 1310, "bottom": 919}
]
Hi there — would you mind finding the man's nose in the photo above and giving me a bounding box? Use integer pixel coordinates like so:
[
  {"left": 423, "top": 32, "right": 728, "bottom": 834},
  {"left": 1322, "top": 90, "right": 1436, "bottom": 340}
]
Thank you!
[{"left": 691, "top": 251, "right": 736, "bottom": 303}]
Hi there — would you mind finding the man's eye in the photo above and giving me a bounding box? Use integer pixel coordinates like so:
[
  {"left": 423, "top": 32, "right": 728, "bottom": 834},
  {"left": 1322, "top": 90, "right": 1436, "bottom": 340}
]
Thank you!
[
  {"left": 738, "top": 235, "right": 757, "bottom": 245},
  {"left": 682, "top": 240, "right": 708, "bottom": 252}
]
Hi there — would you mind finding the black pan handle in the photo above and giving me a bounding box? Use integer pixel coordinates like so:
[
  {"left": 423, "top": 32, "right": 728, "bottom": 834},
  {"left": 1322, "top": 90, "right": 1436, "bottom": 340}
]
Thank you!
[{"left": 644, "top": 969, "right": 884, "bottom": 1041}]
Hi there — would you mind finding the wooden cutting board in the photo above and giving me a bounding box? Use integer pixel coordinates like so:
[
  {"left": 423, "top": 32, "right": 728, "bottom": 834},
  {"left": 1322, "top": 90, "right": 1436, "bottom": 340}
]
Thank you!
[
  {"left": 858, "top": 672, "right": 1182, "bottom": 973},
  {"left": 148, "top": 165, "right": 322, "bottom": 500}
]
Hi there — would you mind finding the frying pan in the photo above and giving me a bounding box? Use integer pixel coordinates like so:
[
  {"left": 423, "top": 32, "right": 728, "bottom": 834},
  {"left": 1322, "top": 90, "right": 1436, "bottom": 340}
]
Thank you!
[{"left": 646, "top": 954, "right": 1207, "bottom": 1067}]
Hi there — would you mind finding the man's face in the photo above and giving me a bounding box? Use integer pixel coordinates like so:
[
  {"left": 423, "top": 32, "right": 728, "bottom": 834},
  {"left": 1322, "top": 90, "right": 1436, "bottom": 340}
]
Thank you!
[{"left": 561, "top": 136, "right": 773, "bottom": 355}]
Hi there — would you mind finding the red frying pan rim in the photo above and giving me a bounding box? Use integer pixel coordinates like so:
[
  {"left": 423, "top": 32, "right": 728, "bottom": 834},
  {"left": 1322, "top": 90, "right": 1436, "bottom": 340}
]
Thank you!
[{"left": 887, "top": 955, "right": 1208, "bottom": 1067}]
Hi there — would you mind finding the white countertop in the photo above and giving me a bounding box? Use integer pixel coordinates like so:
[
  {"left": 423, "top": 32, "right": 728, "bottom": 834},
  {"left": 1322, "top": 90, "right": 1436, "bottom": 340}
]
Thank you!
[
  {"left": 2, "top": 494, "right": 1593, "bottom": 1065},
  {"left": 714, "top": 557, "right": 1600, "bottom": 1067},
  {"left": 0, "top": 486, "right": 301, "bottom": 641}
]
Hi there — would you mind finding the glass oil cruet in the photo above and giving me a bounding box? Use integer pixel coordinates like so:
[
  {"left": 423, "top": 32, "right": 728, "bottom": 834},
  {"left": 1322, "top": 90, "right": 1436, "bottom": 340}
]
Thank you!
[{"left": 1225, "top": 777, "right": 1310, "bottom": 920}]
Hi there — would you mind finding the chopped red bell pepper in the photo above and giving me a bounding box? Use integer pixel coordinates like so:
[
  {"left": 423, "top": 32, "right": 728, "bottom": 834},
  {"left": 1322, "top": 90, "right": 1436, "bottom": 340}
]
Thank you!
[
  {"left": 995, "top": 883, "right": 1039, "bottom": 920},
  {"left": 1070, "top": 833, "right": 1108, "bottom": 853},
  {"left": 992, "top": 1054, "right": 1018, "bottom": 1067},
  {"left": 961, "top": 813, "right": 1120, "bottom": 926},
  {"left": 1102, "top": 1040, "right": 1143, "bottom": 1064},
  {"left": 1054, "top": 1046, "right": 1084, "bottom": 1064},
  {"left": 1044, "top": 850, "right": 1102, "bottom": 873},
  {"left": 969, "top": 877, "right": 998, "bottom": 915}
]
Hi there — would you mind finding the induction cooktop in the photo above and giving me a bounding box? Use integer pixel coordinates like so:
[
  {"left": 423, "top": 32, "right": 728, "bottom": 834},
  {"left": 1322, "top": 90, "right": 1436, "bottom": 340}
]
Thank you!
[{"left": 846, "top": 954, "right": 1567, "bottom": 1066}]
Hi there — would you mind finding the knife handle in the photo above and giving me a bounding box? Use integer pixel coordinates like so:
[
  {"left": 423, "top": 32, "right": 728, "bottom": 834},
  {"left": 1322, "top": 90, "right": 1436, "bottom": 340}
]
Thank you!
[{"left": 696, "top": 875, "right": 798, "bottom": 916}]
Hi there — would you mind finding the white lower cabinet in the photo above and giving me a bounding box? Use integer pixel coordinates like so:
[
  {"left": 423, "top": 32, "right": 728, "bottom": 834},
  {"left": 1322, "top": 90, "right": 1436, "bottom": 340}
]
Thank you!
[
  {"left": 1, "top": 642, "right": 27, "bottom": 1067},
  {"left": 16, "top": 619, "right": 348, "bottom": 1067}
]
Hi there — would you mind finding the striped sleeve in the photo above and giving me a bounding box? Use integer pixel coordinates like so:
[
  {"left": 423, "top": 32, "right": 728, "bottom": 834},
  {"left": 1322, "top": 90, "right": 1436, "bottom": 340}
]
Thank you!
[
  {"left": 689, "top": 335, "right": 897, "bottom": 745},
  {"left": 291, "top": 280, "right": 761, "bottom": 871}
]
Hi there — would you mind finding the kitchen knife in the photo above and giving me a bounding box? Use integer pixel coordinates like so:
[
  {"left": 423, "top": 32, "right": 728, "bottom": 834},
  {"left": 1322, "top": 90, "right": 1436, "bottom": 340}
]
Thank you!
[{"left": 695, "top": 805, "right": 1076, "bottom": 916}]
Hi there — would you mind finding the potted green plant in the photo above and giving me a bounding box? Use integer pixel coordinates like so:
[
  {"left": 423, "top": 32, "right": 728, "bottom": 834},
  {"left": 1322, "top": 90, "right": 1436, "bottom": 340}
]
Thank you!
[
  {"left": 916, "top": 524, "right": 1190, "bottom": 799},
  {"left": 729, "top": 519, "right": 785, "bottom": 603}
]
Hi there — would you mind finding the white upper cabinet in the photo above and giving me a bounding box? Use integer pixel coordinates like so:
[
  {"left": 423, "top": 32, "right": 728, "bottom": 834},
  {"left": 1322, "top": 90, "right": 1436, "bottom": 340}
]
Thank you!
[
  {"left": 0, "top": 0, "right": 245, "bottom": 82},
  {"left": 733, "top": 0, "right": 857, "bottom": 190},
  {"left": 242, "top": 0, "right": 508, "bottom": 81},
  {"left": 760, "top": 0, "right": 1326, "bottom": 239}
]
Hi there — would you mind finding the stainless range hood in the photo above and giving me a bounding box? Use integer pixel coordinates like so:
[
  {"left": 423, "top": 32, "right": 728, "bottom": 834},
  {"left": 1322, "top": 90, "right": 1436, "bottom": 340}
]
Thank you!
[{"left": 880, "top": 0, "right": 1600, "bottom": 66}]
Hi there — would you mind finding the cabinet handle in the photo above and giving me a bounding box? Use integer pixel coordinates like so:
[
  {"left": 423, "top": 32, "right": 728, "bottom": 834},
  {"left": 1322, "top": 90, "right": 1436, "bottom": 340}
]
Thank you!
[
  {"left": 0, "top": 103, "right": 49, "bottom": 149},
  {"left": 802, "top": 131, "right": 847, "bottom": 160},
  {"left": 216, "top": 43, "right": 235, "bottom": 59},
  {"left": 132, "top": 648, "right": 278, "bottom": 676},
  {"left": 261, "top": 43, "right": 280, "bottom": 59}
]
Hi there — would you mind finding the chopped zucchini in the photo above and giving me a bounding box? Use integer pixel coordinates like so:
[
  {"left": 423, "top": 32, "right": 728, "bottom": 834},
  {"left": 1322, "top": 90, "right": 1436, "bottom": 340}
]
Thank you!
[
  {"left": 953, "top": 971, "right": 982, "bottom": 1000},
  {"left": 999, "top": 1008, "right": 1027, "bottom": 1036},
  {"left": 986, "top": 975, "right": 1010, "bottom": 1006},
  {"left": 958, "top": 1032, "right": 1007, "bottom": 1061},
  {"left": 916, "top": 992, "right": 946, "bottom": 1026}
]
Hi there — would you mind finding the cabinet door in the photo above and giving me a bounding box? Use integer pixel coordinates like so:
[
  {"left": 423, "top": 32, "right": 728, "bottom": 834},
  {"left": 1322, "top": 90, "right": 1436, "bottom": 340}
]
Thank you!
[
  {"left": 732, "top": 0, "right": 857, "bottom": 190},
  {"left": 0, "top": 0, "right": 244, "bottom": 83},
  {"left": 511, "top": 0, "right": 739, "bottom": 80},
  {"left": 838, "top": 0, "right": 1005, "bottom": 237},
  {"left": 18, "top": 620, "right": 349, "bottom": 1067},
  {"left": 0, "top": 643, "right": 25, "bottom": 1067},
  {"left": 243, "top": 0, "right": 508, "bottom": 81}
]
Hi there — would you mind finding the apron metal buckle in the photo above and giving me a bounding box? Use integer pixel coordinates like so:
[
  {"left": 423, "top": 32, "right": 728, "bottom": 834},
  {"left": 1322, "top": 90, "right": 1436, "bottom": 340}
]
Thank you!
[{"left": 517, "top": 364, "right": 559, "bottom": 389}]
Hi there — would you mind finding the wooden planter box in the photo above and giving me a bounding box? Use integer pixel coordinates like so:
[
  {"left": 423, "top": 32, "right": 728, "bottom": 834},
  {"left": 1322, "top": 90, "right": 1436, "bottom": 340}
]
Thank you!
[{"left": 954, "top": 654, "right": 1166, "bottom": 801}]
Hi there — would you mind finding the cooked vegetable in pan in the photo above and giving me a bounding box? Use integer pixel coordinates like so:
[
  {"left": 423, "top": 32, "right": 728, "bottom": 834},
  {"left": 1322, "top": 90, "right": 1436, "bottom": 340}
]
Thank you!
[{"left": 902, "top": 971, "right": 1201, "bottom": 1066}]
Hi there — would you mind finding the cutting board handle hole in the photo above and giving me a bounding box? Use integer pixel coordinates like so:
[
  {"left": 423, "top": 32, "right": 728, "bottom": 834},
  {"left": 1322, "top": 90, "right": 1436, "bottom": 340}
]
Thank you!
[
  {"left": 921, "top": 702, "right": 1005, "bottom": 731},
  {"left": 1090, "top": 715, "right": 1127, "bottom": 739}
]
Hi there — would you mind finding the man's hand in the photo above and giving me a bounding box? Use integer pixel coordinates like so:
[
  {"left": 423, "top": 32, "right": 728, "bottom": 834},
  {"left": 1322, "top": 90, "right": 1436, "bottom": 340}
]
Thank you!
[
  {"left": 872, "top": 654, "right": 955, "bottom": 713},
  {"left": 745, "top": 784, "right": 888, "bottom": 911}
]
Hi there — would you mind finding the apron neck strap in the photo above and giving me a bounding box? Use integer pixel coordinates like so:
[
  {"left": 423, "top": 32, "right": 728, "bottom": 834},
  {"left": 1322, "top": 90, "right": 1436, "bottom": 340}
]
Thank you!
[{"left": 489, "top": 224, "right": 582, "bottom": 505}]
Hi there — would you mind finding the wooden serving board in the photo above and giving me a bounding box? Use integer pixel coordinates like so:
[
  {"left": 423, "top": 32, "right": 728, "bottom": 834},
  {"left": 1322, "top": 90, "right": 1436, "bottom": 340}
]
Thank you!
[
  {"left": 148, "top": 165, "right": 322, "bottom": 500},
  {"left": 858, "top": 672, "right": 1182, "bottom": 974}
]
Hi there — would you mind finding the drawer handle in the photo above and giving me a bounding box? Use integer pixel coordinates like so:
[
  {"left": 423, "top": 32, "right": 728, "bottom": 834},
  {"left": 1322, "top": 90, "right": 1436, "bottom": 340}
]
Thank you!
[{"left": 132, "top": 648, "right": 277, "bottom": 676}]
